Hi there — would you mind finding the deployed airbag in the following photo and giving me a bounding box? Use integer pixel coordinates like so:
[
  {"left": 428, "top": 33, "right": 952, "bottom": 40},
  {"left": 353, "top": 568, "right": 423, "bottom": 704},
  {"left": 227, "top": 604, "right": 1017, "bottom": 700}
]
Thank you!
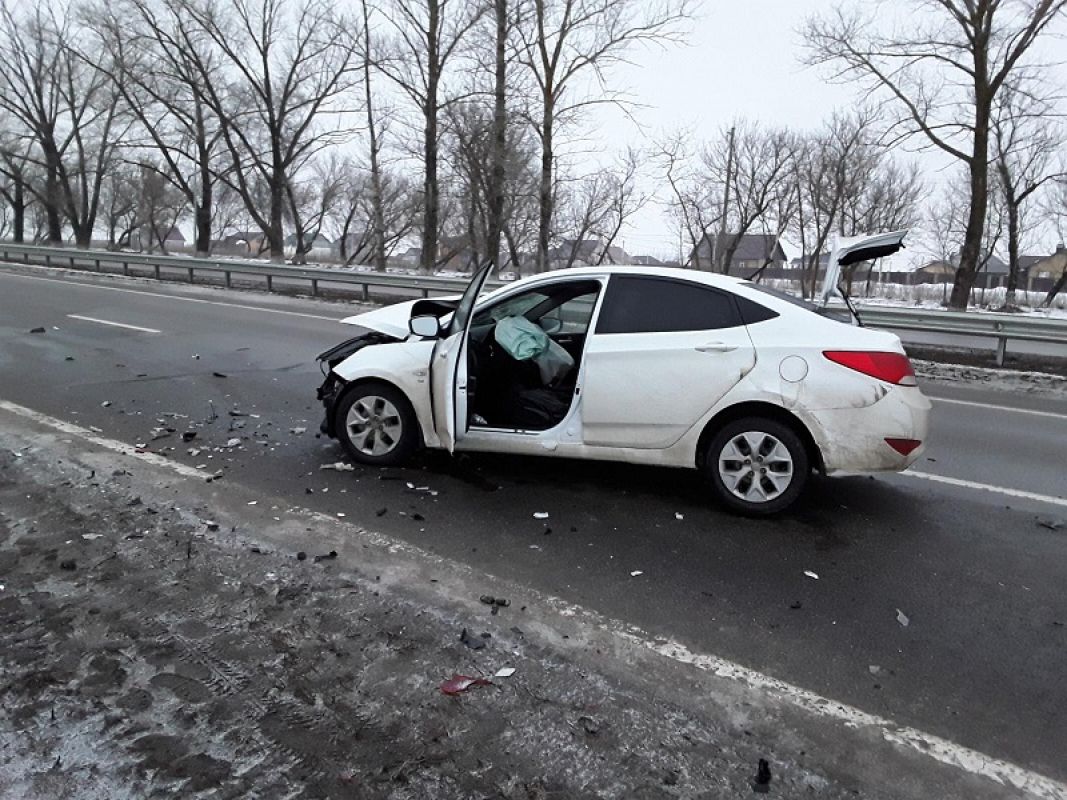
[{"left": 494, "top": 316, "right": 574, "bottom": 385}]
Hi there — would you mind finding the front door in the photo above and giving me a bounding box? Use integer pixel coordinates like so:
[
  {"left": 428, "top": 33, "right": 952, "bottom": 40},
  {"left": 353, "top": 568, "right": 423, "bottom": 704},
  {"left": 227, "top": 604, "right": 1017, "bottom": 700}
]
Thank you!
[
  {"left": 429, "top": 262, "right": 494, "bottom": 451},
  {"left": 581, "top": 275, "right": 756, "bottom": 449}
]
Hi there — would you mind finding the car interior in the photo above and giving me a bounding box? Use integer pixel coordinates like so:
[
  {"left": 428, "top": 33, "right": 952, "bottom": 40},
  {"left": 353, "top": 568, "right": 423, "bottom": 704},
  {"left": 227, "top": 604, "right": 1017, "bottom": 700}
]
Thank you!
[{"left": 466, "top": 280, "right": 602, "bottom": 432}]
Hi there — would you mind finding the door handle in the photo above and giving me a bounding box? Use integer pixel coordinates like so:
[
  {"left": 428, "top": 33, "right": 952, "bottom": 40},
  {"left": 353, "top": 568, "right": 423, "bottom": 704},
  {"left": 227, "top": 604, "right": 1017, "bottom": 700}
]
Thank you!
[{"left": 695, "top": 342, "right": 737, "bottom": 353}]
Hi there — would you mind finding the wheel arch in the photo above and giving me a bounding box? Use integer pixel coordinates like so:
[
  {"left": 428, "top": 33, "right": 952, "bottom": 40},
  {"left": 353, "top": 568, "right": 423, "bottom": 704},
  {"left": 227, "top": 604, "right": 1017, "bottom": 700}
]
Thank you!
[{"left": 695, "top": 401, "right": 825, "bottom": 474}]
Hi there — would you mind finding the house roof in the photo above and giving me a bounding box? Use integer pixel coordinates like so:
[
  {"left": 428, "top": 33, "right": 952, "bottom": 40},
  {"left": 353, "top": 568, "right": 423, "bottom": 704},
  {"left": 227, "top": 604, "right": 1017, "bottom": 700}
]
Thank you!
[{"left": 694, "top": 233, "right": 787, "bottom": 263}]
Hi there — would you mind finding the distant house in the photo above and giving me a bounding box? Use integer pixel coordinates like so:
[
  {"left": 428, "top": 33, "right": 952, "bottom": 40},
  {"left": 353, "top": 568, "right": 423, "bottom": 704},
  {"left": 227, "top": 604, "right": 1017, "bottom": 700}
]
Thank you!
[
  {"left": 1027, "top": 245, "right": 1067, "bottom": 283},
  {"left": 285, "top": 232, "right": 333, "bottom": 260},
  {"left": 789, "top": 253, "right": 831, "bottom": 274},
  {"left": 217, "top": 231, "right": 269, "bottom": 255},
  {"left": 133, "top": 225, "right": 184, "bottom": 252},
  {"left": 548, "top": 238, "right": 630, "bottom": 268},
  {"left": 690, "top": 233, "right": 787, "bottom": 273},
  {"left": 629, "top": 254, "right": 665, "bottom": 267},
  {"left": 332, "top": 231, "right": 374, "bottom": 264}
]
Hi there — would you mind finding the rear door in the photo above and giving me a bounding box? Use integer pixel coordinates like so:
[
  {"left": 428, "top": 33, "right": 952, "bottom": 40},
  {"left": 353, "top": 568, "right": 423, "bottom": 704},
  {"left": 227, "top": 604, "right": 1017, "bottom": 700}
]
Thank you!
[
  {"left": 581, "top": 275, "right": 756, "bottom": 449},
  {"left": 430, "top": 262, "right": 493, "bottom": 451}
]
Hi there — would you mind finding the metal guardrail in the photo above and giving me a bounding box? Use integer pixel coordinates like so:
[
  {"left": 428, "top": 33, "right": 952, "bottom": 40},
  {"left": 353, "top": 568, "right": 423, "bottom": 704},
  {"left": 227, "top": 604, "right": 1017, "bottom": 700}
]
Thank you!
[
  {"left": 0, "top": 241, "right": 503, "bottom": 301},
  {"left": 1, "top": 242, "right": 1064, "bottom": 365}
]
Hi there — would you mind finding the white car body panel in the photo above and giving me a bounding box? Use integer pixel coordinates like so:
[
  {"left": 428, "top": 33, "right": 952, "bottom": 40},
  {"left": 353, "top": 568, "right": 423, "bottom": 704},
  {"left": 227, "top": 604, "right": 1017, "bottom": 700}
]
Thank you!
[{"left": 326, "top": 260, "right": 931, "bottom": 480}]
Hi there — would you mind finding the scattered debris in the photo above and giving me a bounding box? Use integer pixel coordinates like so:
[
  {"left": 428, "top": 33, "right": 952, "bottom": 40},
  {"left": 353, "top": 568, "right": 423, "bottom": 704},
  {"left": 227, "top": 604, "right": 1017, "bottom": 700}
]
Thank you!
[
  {"left": 296, "top": 551, "right": 307, "bottom": 561},
  {"left": 803, "top": 570, "right": 819, "bottom": 580},
  {"left": 533, "top": 512, "right": 549, "bottom": 520},
  {"left": 439, "top": 674, "right": 492, "bottom": 696},
  {"left": 675, "top": 512, "right": 684, "bottom": 520},
  {"left": 753, "top": 758, "right": 772, "bottom": 793},
  {"left": 375, "top": 507, "right": 387, "bottom": 517},
  {"left": 65, "top": 356, "right": 74, "bottom": 361},
  {"left": 460, "top": 628, "right": 486, "bottom": 650},
  {"left": 319, "top": 462, "right": 355, "bottom": 472},
  {"left": 578, "top": 716, "right": 599, "bottom": 736},
  {"left": 868, "top": 665, "right": 885, "bottom": 676},
  {"left": 630, "top": 570, "right": 644, "bottom": 577},
  {"left": 212, "top": 372, "right": 227, "bottom": 378},
  {"left": 289, "top": 427, "right": 307, "bottom": 435},
  {"left": 59, "top": 559, "right": 77, "bottom": 571},
  {"left": 101, "top": 401, "right": 112, "bottom": 408},
  {"left": 204, "top": 521, "right": 220, "bottom": 532},
  {"left": 81, "top": 534, "right": 102, "bottom": 541},
  {"left": 313, "top": 550, "right": 338, "bottom": 563},
  {"left": 227, "top": 409, "right": 247, "bottom": 417},
  {"left": 29, "top": 327, "right": 46, "bottom": 334},
  {"left": 480, "top": 595, "right": 497, "bottom": 606},
  {"left": 1037, "top": 518, "right": 1064, "bottom": 531},
  {"left": 896, "top": 609, "right": 910, "bottom": 627},
  {"left": 225, "top": 438, "right": 241, "bottom": 448},
  {"left": 789, "top": 601, "right": 802, "bottom": 610},
  {"left": 411, "top": 512, "right": 425, "bottom": 522},
  {"left": 181, "top": 432, "right": 198, "bottom": 442},
  {"left": 493, "top": 667, "right": 516, "bottom": 679}
]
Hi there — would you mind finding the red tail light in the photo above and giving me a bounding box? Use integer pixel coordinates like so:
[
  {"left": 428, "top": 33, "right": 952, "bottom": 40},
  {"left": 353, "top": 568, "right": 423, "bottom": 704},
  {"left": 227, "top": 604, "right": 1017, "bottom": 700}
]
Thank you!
[{"left": 823, "top": 351, "right": 917, "bottom": 386}]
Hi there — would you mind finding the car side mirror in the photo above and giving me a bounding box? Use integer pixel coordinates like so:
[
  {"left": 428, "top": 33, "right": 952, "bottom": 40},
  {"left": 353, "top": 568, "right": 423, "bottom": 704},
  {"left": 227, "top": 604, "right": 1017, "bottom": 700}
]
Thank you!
[{"left": 409, "top": 315, "right": 442, "bottom": 339}]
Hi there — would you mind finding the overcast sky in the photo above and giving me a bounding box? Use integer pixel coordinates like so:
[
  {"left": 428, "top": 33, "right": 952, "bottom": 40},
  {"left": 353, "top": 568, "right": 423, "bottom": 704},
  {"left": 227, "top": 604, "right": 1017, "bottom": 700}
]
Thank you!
[{"left": 590, "top": 0, "right": 1066, "bottom": 267}]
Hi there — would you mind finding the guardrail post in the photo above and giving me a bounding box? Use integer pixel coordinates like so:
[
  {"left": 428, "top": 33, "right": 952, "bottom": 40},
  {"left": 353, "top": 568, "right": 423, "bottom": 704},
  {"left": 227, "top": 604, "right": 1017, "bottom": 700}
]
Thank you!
[
  {"left": 996, "top": 336, "right": 1007, "bottom": 367},
  {"left": 224, "top": 271, "right": 231, "bottom": 288},
  {"left": 362, "top": 283, "right": 369, "bottom": 302},
  {"left": 45, "top": 254, "right": 51, "bottom": 267},
  {"left": 421, "top": 287, "right": 430, "bottom": 298},
  {"left": 122, "top": 261, "right": 129, "bottom": 276},
  {"left": 154, "top": 264, "right": 161, "bottom": 280},
  {"left": 188, "top": 267, "right": 195, "bottom": 282},
  {"left": 311, "top": 278, "right": 318, "bottom": 296},
  {"left": 94, "top": 258, "right": 100, "bottom": 271},
  {"left": 266, "top": 274, "right": 273, "bottom": 292}
]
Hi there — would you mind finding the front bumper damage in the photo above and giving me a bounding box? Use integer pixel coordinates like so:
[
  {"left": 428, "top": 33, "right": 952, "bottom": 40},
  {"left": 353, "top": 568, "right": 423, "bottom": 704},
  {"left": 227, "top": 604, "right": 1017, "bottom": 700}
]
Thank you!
[{"left": 315, "top": 331, "right": 401, "bottom": 439}]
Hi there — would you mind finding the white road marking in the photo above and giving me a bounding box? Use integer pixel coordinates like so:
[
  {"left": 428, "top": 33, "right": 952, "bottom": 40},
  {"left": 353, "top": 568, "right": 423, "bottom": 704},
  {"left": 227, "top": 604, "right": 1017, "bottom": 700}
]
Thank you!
[
  {"left": 66, "top": 314, "right": 161, "bottom": 333},
  {"left": 1, "top": 398, "right": 1064, "bottom": 798},
  {"left": 930, "top": 395, "right": 1067, "bottom": 421},
  {"left": 0, "top": 400, "right": 212, "bottom": 481},
  {"left": 0, "top": 269, "right": 345, "bottom": 322},
  {"left": 903, "top": 470, "right": 1067, "bottom": 508}
]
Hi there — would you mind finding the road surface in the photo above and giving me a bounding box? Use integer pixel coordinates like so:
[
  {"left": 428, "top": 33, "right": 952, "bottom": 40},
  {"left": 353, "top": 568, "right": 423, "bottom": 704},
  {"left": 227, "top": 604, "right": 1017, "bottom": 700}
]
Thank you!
[{"left": 1, "top": 264, "right": 1065, "bottom": 790}]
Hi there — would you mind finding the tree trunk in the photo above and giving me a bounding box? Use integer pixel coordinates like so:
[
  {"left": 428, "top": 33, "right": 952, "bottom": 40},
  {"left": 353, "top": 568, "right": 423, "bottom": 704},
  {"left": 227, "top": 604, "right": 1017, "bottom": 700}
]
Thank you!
[
  {"left": 196, "top": 138, "right": 213, "bottom": 256},
  {"left": 950, "top": 96, "right": 991, "bottom": 309},
  {"left": 420, "top": 0, "right": 441, "bottom": 276},
  {"left": 363, "top": 1, "right": 387, "bottom": 273},
  {"left": 44, "top": 159, "right": 63, "bottom": 244},
  {"left": 537, "top": 100, "right": 553, "bottom": 274},
  {"left": 1004, "top": 199, "right": 1020, "bottom": 308},
  {"left": 268, "top": 179, "right": 285, "bottom": 261},
  {"left": 12, "top": 178, "right": 24, "bottom": 243},
  {"left": 486, "top": 0, "right": 507, "bottom": 272}
]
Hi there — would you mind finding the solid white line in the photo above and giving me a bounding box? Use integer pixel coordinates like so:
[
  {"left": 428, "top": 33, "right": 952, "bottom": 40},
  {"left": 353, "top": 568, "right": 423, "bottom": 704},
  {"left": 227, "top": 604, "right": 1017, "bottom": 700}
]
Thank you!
[
  {"left": 0, "top": 268, "right": 346, "bottom": 322},
  {"left": 903, "top": 470, "right": 1067, "bottom": 508},
  {"left": 930, "top": 395, "right": 1067, "bottom": 421},
  {"left": 1, "top": 397, "right": 1063, "bottom": 798},
  {"left": 66, "top": 314, "right": 161, "bottom": 333},
  {"left": 0, "top": 399, "right": 213, "bottom": 481}
]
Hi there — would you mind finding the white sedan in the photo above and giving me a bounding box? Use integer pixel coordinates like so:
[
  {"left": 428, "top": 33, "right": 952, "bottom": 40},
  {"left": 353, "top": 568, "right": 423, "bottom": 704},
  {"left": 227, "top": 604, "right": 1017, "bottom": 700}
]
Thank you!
[{"left": 316, "top": 232, "right": 930, "bottom": 514}]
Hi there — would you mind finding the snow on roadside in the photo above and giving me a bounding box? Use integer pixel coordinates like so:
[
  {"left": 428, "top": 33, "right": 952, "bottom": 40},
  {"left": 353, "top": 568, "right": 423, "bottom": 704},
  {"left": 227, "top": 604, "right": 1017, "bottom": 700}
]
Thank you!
[{"left": 914, "top": 359, "right": 1067, "bottom": 397}]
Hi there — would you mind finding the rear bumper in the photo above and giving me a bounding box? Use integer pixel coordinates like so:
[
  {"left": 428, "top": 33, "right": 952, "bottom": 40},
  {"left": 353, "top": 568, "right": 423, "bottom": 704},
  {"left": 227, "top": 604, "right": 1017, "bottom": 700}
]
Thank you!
[{"left": 810, "top": 387, "right": 931, "bottom": 474}]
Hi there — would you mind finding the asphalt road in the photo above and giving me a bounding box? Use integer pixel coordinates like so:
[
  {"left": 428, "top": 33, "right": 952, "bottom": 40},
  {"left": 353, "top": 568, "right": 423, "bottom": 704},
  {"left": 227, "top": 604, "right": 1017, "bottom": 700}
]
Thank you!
[{"left": 2, "top": 265, "right": 1066, "bottom": 787}]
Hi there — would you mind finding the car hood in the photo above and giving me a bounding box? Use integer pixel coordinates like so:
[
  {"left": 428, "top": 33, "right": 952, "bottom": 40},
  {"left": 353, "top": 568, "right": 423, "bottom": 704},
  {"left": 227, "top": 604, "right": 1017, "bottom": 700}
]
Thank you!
[
  {"left": 340, "top": 300, "right": 423, "bottom": 338},
  {"left": 340, "top": 296, "right": 463, "bottom": 338}
]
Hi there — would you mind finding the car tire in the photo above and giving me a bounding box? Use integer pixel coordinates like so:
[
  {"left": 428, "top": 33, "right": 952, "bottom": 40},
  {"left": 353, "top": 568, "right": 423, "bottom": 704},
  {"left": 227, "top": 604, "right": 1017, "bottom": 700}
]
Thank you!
[
  {"left": 334, "top": 382, "right": 421, "bottom": 467},
  {"left": 705, "top": 417, "right": 809, "bottom": 515}
]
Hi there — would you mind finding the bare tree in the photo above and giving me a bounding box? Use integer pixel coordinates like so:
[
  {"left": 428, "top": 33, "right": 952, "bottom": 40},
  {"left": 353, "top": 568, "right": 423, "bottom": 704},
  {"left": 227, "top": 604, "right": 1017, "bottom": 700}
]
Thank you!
[
  {"left": 519, "top": 0, "right": 694, "bottom": 272},
  {"left": 377, "top": 0, "right": 486, "bottom": 274},
  {"left": 655, "top": 132, "right": 720, "bottom": 271},
  {"left": 178, "top": 0, "right": 361, "bottom": 261},
  {"left": 330, "top": 158, "right": 418, "bottom": 265},
  {"left": 0, "top": 139, "right": 35, "bottom": 243},
  {"left": 0, "top": 1, "right": 127, "bottom": 245},
  {"left": 991, "top": 81, "right": 1064, "bottom": 308},
  {"left": 804, "top": 0, "right": 1067, "bottom": 309}
]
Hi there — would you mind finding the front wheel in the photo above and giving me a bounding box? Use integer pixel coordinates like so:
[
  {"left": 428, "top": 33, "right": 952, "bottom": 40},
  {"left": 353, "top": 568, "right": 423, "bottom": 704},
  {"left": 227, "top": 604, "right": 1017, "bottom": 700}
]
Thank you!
[
  {"left": 335, "top": 382, "right": 421, "bottom": 467},
  {"left": 705, "top": 417, "right": 809, "bottom": 515}
]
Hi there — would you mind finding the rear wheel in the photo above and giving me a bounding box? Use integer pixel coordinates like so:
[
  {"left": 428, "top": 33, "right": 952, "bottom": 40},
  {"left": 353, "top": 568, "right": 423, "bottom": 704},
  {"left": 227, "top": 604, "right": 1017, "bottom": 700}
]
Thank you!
[
  {"left": 335, "top": 382, "right": 420, "bottom": 467},
  {"left": 705, "top": 417, "right": 809, "bottom": 515}
]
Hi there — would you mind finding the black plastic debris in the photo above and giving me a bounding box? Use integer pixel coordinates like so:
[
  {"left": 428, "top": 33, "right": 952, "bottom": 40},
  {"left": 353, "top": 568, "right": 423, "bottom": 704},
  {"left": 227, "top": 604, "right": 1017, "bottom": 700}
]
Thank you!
[
  {"left": 182, "top": 432, "right": 198, "bottom": 442},
  {"left": 753, "top": 758, "right": 772, "bottom": 793},
  {"left": 789, "top": 601, "right": 802, "bottom": 610},
  {"left": 460, "top": 627, "right": 486, "bottom": 651},
  {"left": 29, "top": 327, "right": 45, "bottom": 334},
  {"left": 376, "top": 507, "right": 388, "bottom": 517},
  {"left": 313, "top": 550, "right": 338, "bottom": 563},
  {"left": 212, "top": 372, "right": 227, "bottom": 378},
  {"left": 60, "top": 559, "right": 76, "bottom": 571},
  {"left": 411, "top": 513, "right": 425, "bottom": 522},
  {"left": 1037, "top": 518, "right": 1064, "bottom": 531},
  {"left": 480, "top": 595, "right": 496, "bottom": 606},
  {"left": 578, "top": 716, "right": 599, "bottom": 736},
  {"left": 65, "top": 356, "right": 75, "bottom": 361},
  {"left": 297, "top": 551, "right": 307, "bottom": 561}
]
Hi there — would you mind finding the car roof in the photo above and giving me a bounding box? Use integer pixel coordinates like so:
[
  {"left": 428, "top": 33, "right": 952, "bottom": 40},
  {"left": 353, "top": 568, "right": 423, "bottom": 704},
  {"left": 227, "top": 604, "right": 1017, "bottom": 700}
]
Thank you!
[{"left": 515, "top": 265, "right": 747, "bottom": 290}]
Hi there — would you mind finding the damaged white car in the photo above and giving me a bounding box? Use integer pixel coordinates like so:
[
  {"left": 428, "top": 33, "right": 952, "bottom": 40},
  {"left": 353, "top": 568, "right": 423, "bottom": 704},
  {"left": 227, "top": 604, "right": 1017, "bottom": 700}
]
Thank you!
[{"left": 317, "top": 231, "right": 930, "bottom": 514}]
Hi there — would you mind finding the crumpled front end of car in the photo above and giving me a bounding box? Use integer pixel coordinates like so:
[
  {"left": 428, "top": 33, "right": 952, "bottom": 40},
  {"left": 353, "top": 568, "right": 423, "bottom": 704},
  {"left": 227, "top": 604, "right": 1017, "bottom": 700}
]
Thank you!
[{"left": 316, "top": 332, "right": 400, "bottom": 437}]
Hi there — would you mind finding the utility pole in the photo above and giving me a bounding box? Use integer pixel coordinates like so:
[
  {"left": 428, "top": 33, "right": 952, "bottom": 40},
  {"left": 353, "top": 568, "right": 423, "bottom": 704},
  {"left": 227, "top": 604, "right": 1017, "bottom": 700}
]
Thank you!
[{"left": 716, "top": 125, "right": 736, "bottom": 274}]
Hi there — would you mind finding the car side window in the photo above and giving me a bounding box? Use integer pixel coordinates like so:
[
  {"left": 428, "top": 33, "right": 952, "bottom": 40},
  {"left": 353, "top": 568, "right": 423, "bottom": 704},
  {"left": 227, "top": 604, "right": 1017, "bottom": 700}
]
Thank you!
[
  {"left": 537, "top": 293, "right": 597, "bottom": 334},
  {"left": 594, "top": 276, "right": 743, "bottom": 334},
  {"left": 472, "top": 290, "right": 550, "bottom": 327}
]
